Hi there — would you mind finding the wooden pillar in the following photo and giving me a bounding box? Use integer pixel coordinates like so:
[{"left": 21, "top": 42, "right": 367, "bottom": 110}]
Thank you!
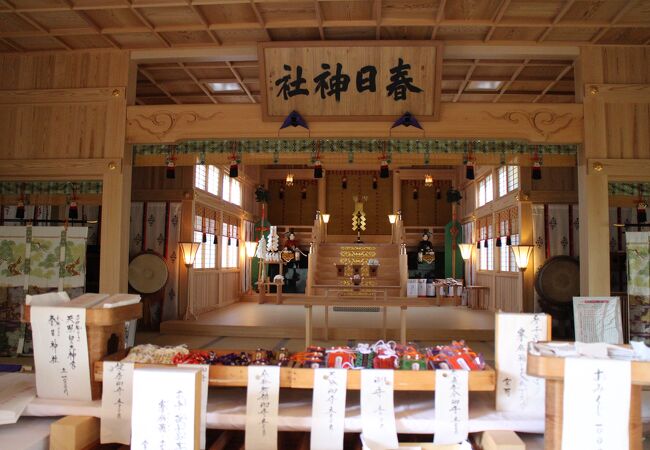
[
  {"left": 317, "top": 173, "right": 326, "bottom": 212},
  {"left": 518, "top": 201, "right": 535, "bottom": 312},
  {"left": 178, "top": 198, "right": 194, "bottom": 318},
  {"left": 577, "top": 164, "right": 610, "bottom": 295},
  {"left": 98, "top": 61, "right": 135, "bottom": 294}
]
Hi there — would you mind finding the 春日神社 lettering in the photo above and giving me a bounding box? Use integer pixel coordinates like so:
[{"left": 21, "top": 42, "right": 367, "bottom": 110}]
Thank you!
[{"left": 275, "top": 59, "right": 423, "bottom": 102}]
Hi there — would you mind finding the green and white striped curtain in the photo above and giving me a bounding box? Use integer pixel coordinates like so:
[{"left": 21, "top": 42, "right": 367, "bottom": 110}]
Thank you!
[{"left": 626, "top": 232, "right": 650, "bottom": 344}]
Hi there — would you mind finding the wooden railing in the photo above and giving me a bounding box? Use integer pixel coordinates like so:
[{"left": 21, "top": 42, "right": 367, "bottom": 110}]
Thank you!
[
  {"left": 188, "top": 269, "right": 241, "bottom": 317},
  {"left": 403, "top": 225, "right": 445, "bottom": 247}
]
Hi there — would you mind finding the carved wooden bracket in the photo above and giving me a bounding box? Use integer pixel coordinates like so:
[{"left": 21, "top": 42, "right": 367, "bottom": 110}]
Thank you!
[
  {"left": 485, "top": 109, "right": 575, "bottom": 140},
  {"left": 128, "top": 110, "right": 218, "bottom": 140}
]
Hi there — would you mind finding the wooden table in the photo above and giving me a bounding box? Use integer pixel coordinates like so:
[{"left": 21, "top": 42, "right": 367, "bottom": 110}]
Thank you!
[
  {"left": 527, "top": 348, "right": 650, "bottom": 450},
  {"left": 466, "top": 285, "right": 489, "bottom": 310}
]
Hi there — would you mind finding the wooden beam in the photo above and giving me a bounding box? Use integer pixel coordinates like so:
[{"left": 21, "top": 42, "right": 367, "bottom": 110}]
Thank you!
[
  {"left": 178, "top": 62, "right": 219, "bottom": 104},
  {"left": 139, "top": 68, "right": 180, "bottom": 104},
  {"left": 374, "top": 0, "right": 382, "bottom": 40},
  {"left": 225, "top": 61, "right": 255, "bottom": 103},
  {"left": 493, "top": 59, "right": 529, "bottom": 103},
  {"left": 483, "top": 0, "right": 511, "bottom": 43},
  {"left": 249, "top": 0, "right": 272, "bottom": 41},
  {"left": 0, "top": 158, "right": 121, "bottom": 178},
  {"left": 0, "top": 87, "right": 125, "bottom": 104},
  {"left": 590, "top": 0, "right": 640, "bottom": 44},
  {"left": 453, "top": 59, "right": 478, "bottom": 102},
  {"left": 585, "top": 83, "right": 650, "bottom": 103},
  {"left": 586, "top": 158, "right": 650, "bottom": 180},
  {"left": 125, "top": 103, "right": 583, "bottom": 144},
  {"left": 430, "top": 0, "right": 446, "bottom": 40},
  {"left": 537, "top": 0, "right": 576, "bottom": 43},
  {"left": 533, "top": 63, "right": 574, "bottom": 103},
  {"left": 313, "top": 0, "right": 325, "bottom": 40}
]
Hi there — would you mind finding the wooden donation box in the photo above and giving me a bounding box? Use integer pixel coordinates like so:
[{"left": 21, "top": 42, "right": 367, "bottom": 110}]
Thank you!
[{"left": 24, "top": 302, "right": 142, "bottom": 399}]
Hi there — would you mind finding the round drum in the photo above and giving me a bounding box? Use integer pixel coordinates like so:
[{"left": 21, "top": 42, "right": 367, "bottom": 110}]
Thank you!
[
  {"left": 534, "top": 255, "right": 580, "bottom": 303},
  {"left": 128, "top": 252, "right": 169, "bottom": 294}
]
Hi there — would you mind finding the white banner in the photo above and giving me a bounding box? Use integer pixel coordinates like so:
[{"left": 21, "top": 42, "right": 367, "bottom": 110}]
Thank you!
[
  {"left": 360, "top": 369, "right": 398, "bottom": 450},
  {"left": 30, "top": 306, "right": 91, "bottom": 401},
  {"left": 573, "top": 297, "right": 623, "bottom": 344},
  {"left": 434, "top": 370, "right": 469, "bottom": 445},
  {"left": 245, "top": 365, "right": 280, "bottom": 450},
  {"left": 311, "top": 368, "right": 348, "bottom": 450},
  {"left": 496, "top": 312, "right": 547, "bottom": 413},
  {"left": 562, "top": 357, "right": 631, "bottom": 450},
  {"left": 101, "top": 361, "right": 134, "bottom": 445},
  {"left": 131, "top": 367, "right": 201, "bottom": 450}
]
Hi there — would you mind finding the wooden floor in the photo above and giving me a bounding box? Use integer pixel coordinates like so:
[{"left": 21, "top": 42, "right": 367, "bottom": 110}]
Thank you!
[{"left": 161, "top": 303, "right": 495, "bottom": 342}]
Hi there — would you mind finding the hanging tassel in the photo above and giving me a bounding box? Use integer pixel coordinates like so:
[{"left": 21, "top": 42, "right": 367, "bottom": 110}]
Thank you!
[
  {"left": 466, "top": 160, "right": 475, "bottom": 180},
  {"left": 229, "top": 160, "right": 238, "bottom": 178},
  {"left": 68, "top": 200, "right": 78, "bottom": 220},
  {"left": 412, "top": 187, "right": 419, "bottom": 200},
  {"left": 436, "top": 187, "right": 441, "bottom": 200},
  {"left": 484, "top": 239, "right": 489, "bottom": 248},
  {"left": 301, "top": 186, "right": 307, "bottom": 200},
  {"left": 213, "top": 234, "right": 218, "bottom": 245},
  {"left": 235, "top": 239, "right": 239, "bottom": 247},
  {"left": 228, "top": 237, "right": 231, "bottom": 246},
  {"left": 477, "top": 241, "right": 481, "bottom": 249},
  {"left": 166, "top": 146, "right": 176, "bottom": 179},
  {"left": 637, "top": 201, "right": 648, "bottom": 223},
  {"left": 202, "top": 232, "right": 207, "bottom": 243},
  {"left": 314, "top": 160, "right": 323, "bottom": 179},
  {"left": 16, "top": 200, "right": 25, "bottom": 219},
  {"left": 506, "top": 235, "right": 512, "bottom": 246},
  {"left": 372, "top": 176, "right": 378, "bottom": 190},
  {"left": 496, "top": 236, "right": 502, "bottom": 247},
  {"left": 379, "top": 160, "right": 389, "bottom": 179},
  {"left": 279, "top": 186, "right": 284, "bottom": 199},
  {"left": 342, "top": 176, "right": 348, "bottom": 189}
]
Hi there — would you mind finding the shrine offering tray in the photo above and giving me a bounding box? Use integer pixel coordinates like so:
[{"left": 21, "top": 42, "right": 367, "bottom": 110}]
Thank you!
[
  {"left": 95, "top": 349, "right": 495, "bottom": 392},
  {"left": 24, "top": 303, "right": 143, "bottom": 399}
]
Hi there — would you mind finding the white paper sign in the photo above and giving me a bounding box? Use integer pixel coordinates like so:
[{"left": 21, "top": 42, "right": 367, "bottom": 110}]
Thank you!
[
  {"left": 496, "top": 312, "right": 547, "bottom": 413},
  {"left": 434, "top": 370, "right": 469, "bottom": 444},
  {"left": 101, "top": 361, "right": 134, "bottom": 445},
  {"left": 562, "top": 358, "right": 631, "bottom": 450},
  {"left": 178, "top": 364, "right": 209, "bottom": 449},
  {"left": 131, "top": 367, "right": 200, "bottom": 450},
  {"left": 311, "top": 368, "right": 348, "bottom": 450},
  {"left": 30, "top": 306, "right": 91, "bottom": 401},
  {"left": 573, "top": 297, "right": 623, "bottom": 344},
  {"left": 245, "top": 365, "right": 280, "bottom": 450},
  {"left": 360, "top": 369, "right": 398, "bottom": 450}
]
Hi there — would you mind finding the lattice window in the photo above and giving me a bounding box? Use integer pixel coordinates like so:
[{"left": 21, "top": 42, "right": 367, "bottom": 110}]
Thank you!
[
  {"left": 221, "top": 213, "right": 239, "bottom": 268},
  {"left": 477, "top": 174, "right": 493, "bottom": 207}
]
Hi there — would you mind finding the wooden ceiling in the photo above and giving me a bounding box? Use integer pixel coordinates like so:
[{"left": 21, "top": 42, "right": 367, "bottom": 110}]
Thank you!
[{"left": 1, "top": 0, "right": 649, "bottom": 105}]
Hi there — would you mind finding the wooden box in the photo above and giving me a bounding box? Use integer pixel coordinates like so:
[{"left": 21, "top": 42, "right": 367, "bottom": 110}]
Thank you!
[{"left": 24, "top": 303, "right": 142, "bottom": 400}]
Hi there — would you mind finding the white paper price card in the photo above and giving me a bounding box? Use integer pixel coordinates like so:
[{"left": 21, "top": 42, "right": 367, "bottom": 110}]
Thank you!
[
  {"left": 101, "top": 361, "right": 134, "bottom": 445},
  {"left": 245, "top": 365, "right": 280, "bottom": 450},
  {"left": 360, "top": 369, "right": 398, "bottom": 450},
  {"left": 562, "top": 357, "right": 631, "bottom": 450},
  {"left": 131, "top": 367, "right": 201, "bottom": 450},
  {"left": 495, "top": 312, "right": 547, "bottom": 413},
  {"left": 30, "top": 306, "right": 92, "bottom": 401},
  {"left": 178, "top": 364, "right": 209, "bottom": 449},
  {"left": 311, "top": 368, "right": 348, "bottom": 450},
  {"left": 434, "top": 370, "right": 468, "bottom": 444}
]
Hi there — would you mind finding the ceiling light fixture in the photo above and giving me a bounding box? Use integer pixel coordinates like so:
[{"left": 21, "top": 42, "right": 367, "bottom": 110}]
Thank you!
[{"left": 208, "top": 82, "right": 241, "bottom": 92}]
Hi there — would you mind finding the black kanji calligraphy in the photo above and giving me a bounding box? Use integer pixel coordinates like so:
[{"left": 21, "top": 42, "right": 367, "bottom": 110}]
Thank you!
[
  {"left": 314, "top": 63, "right": 350, "bottom": 102},
  {"left": 386, "top": 58, "right": 422, "bottom": 101},
  {"left": 275, "top": 64, "right": 309, "bottom": 100}
]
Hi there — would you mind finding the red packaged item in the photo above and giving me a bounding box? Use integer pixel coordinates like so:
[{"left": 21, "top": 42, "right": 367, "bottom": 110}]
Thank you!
[
  {"left": 372, "top": 340, "right": 398, "bottom": 369},
  {"left": 326, "top": 346, "right": 355, "bottom": 369}
]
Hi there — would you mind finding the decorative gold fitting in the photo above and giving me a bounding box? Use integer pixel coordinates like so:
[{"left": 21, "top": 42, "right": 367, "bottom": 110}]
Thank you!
[
  {"left": 108, "top": 161, "right": 117, "bottom": 170},
  {"left": 590, "top": 86, "right": 599, "bottom": 95},
  {"left": 112, "top": 89, "right": 120, "bottom": 97},
  {"left": 593, "top": 162, "right": 604, "bottom": 172}
]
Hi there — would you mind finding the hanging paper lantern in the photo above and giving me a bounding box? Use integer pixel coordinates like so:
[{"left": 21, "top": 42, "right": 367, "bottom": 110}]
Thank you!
[
  {"left": 532, "top": 160, "right": 542, "bottom": 180},
  {"left": 314, "top": 160, "right": 323, "bottom": 179},
  {"left": 372, "top": 176, "right": 378, "bottom": 190},
  {"left": 68, "top": 200, "right": 78, "bottom": 220},
  {"left": 229, "top": 160, "right": 238, "bottom": 178},
  {"left": 16, "top": 200, "right": 25, "bottom": 219},
  {"left": 379, "top": 160, "right": 389, "bottom": 179},
  {"left": 465, "top": 160, "right": 475, "bottom": 180},
  {"left": 342, "top": 176, "right": 348, "bottom": 189},
  {"left": 638, "top": 201, "right": 648, "bottom": 223}
]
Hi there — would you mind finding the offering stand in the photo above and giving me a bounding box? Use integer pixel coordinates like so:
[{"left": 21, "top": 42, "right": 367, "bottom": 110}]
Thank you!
[{"left": 527, "top": 346, "right": 650, "bottom": 450}]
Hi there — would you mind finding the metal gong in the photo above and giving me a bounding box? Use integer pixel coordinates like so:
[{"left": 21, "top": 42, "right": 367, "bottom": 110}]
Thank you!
[
  {"left": 534, "top": 255, "right": 580, "bottom": 304},
  {"left": 128, "top": 252, "right": 169, "bottom": 294}
]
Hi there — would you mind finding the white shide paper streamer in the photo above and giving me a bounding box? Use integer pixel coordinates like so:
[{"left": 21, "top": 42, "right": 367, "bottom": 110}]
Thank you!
[
  {"left": 100, "top": 361, "right": 134, "bottom": 445},
  {"left": 310, "top": 368, "right": 348, "bottom": 450},
  {"left": 434, "top": 369, "right": 469, "bottom": 445},
  {"left": 245, "top": 365, "right": 280, "bottom": 450}
]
